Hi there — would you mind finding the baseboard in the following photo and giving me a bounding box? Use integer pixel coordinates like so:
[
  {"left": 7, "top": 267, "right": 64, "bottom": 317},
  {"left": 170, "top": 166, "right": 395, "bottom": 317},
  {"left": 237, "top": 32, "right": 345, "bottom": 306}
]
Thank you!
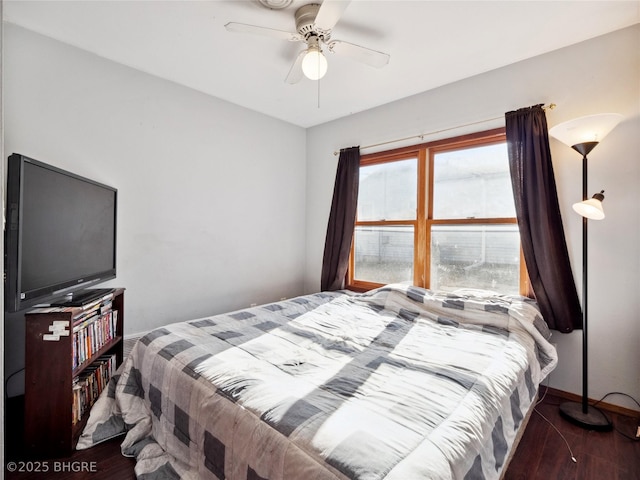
[{"left": 546, "top": 386, "right": 640, "bottom": 417}]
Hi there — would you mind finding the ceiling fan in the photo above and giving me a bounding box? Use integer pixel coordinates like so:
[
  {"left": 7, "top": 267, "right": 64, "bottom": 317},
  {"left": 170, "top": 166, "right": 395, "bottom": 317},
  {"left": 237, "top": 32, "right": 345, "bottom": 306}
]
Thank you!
[{"left": 225, "top": 1, "right": 390, "bottom": 84}]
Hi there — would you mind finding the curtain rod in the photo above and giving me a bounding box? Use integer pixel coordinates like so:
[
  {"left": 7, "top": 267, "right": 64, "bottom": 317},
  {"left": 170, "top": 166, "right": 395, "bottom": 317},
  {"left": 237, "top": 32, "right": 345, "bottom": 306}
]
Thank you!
[{"left": 333, "top": 103, "right": 556, "bottom": 156}]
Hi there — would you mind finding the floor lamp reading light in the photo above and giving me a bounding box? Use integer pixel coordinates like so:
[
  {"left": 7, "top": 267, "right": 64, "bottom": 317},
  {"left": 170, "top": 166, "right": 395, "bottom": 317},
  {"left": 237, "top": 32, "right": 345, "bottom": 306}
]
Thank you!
[{"left": 549, "top": 113, "right": 622, "bottom": 431}]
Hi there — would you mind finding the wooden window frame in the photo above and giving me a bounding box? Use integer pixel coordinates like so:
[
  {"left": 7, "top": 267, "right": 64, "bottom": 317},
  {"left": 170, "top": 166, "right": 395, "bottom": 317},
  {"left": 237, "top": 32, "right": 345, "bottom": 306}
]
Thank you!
[
  {"left": 347, "top": 128, "right": 531, "bottom": 296},
  {"left": 347, "top": 149, "right": 422, "bottom": 292}
]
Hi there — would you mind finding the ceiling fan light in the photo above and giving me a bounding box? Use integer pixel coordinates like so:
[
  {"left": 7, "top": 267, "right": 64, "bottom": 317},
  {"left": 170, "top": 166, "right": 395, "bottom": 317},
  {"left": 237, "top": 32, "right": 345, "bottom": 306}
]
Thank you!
[{"left": 301, "top": 47, "right": 328, "bottom": 80}]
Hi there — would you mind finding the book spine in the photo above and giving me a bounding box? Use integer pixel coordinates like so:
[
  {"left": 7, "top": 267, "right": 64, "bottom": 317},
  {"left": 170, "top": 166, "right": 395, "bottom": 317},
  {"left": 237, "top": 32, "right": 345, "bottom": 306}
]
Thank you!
[
  {"left": 71, "top": 301, "right": 116, "bottom": 369},
  {"left": 72, "top": 353, "right": 117, "bottom": 425}
]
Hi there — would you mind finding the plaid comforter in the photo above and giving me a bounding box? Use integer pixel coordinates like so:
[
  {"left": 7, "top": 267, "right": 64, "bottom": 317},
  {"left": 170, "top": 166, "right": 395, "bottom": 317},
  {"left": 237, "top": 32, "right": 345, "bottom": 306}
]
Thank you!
[{"left": 78, "top": 284, "right": 557, "bottom": 480}]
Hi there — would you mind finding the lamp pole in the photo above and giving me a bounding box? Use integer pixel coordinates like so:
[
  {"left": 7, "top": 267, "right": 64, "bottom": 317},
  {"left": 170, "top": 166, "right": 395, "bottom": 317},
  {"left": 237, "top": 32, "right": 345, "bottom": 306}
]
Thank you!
[
  {"left": 580, "top": 150, "right": 589, "bottom": 415},
  {"left": 570, "top": 141, "right": 596, "bottom": 416}
]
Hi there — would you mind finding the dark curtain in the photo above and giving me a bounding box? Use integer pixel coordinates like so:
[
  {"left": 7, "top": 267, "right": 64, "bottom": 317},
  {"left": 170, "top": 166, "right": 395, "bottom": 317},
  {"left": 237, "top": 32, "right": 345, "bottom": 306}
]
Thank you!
[
  {"left": 321, "top": 146, "right": 360, "bottom": 291},
  {"left": 505, "top": 105, "right": 582, "bottom": 332}
]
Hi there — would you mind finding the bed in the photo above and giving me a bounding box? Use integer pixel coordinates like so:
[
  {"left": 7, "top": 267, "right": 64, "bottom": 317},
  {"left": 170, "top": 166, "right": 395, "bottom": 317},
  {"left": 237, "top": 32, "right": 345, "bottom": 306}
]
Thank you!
[{"left": 77, "top": 283, "right": 557, "bottom": 480}]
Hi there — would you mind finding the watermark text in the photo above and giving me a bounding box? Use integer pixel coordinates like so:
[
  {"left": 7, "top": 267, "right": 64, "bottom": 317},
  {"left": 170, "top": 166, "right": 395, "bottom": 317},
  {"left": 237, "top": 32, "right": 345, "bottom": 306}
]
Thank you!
[{"left": 6, "top": 461, "right": 98, "bottom": 473}]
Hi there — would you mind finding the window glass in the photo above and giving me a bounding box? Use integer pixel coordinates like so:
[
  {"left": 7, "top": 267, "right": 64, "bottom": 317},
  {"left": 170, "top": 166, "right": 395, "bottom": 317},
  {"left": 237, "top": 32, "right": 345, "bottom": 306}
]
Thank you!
[
  {"left": 354, "top": 226, "right": 414, "bottom": 284},
  {"left": 348, "top": 130, "right": 526, "bottom": 296},
  {"left": 430, "top": 224, "right": 520, "bottom": 294},
  {"left": 433, "top": 143, "right": 515, "bottom": 219},
  {"left": 358, "top": 159, "right": 417, "bottom": 221}
]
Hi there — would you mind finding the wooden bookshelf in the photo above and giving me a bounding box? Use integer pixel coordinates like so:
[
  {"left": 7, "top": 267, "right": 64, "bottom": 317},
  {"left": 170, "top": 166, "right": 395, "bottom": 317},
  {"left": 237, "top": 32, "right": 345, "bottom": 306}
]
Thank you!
[{"left": 23, "top": 288, "right": 124, "bottom": 457}]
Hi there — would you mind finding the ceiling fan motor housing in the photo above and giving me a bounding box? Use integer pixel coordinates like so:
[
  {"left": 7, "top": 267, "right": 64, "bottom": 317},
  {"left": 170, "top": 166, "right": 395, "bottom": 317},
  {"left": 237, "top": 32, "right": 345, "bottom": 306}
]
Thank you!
[{"left": 295, "top": 4, "right": 330, "bottom": 41}]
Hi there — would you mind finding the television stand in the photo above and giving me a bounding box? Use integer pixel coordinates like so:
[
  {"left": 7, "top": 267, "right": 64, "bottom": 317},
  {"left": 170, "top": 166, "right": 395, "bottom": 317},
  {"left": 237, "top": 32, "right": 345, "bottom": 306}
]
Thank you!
[
  {"left": 24, "top": 288, "right": 125, "bottom": 456},
  {"left": 50, "top": 288, "right": 115, "bottom": 307}
]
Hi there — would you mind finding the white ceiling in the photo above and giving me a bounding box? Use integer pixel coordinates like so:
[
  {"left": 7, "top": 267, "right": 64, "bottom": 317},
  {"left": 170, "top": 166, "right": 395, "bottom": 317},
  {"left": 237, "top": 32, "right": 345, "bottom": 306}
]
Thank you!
[{"left": 4, "top": 0, "right": 639, "bottom": 128}]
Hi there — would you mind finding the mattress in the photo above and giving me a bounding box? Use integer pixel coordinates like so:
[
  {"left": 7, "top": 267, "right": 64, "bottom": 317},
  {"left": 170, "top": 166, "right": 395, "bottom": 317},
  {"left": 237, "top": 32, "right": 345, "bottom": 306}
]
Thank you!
[{"left": 78, "top": 284, "right": 557, "bottom": 479}]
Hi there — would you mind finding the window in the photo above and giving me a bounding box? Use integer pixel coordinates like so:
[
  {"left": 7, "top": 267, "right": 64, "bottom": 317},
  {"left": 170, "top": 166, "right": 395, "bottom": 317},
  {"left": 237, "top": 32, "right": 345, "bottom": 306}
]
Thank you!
[
  {"left": 352, "top": 157, "right": 417, "bottom": 287},
  {"left": 348, "top": 128, "right": 529, "bottom": 295}
]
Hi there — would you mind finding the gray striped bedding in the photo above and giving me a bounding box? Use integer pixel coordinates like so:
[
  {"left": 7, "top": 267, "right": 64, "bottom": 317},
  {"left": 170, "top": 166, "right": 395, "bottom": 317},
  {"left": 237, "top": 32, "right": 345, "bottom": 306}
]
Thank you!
[{"left": 78, "top": 284, "right": 557, "bottom": 479}]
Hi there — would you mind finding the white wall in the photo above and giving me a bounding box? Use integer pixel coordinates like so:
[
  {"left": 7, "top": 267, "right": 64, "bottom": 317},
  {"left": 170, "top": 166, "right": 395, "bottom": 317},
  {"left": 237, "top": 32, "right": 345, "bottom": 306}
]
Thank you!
[
  {"left": 305, "top": 25, "right": 640, "bottom": 410},
  {"left": 3, "top": 24, "right": 308, "bottom": 395}
]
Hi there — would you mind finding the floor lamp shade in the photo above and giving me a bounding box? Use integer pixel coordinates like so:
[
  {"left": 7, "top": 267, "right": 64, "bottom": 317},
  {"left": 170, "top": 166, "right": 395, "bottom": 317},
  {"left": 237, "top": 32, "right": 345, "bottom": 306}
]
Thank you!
[
  {"left": 549, "top": 113, "right": 623, "bottom": 151},
  {"left": 573, "top": 191, "right": 605, "bottom": 220},
  {"left": 548, "top": 112, "right": 622, "bottom": 432}
]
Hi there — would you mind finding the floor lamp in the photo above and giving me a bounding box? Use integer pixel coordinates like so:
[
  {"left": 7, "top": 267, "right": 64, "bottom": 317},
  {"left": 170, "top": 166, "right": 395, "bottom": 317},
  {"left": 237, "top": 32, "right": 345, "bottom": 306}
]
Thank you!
[{"left": 549, "top": 113, "right": 622, "bottom": 431}]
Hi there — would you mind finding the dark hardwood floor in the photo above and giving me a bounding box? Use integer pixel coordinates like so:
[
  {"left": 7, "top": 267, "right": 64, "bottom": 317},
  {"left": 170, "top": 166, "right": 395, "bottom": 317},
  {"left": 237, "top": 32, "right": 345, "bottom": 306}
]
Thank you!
[
  {"left": 4, "top": 395, "right": 135, "bottom": 480},
  {"left": 4, "top": 391, "right": 639, "bottom": 479},
  {"left": 505, "top": 391, "right": 640, "bottom": 480}
]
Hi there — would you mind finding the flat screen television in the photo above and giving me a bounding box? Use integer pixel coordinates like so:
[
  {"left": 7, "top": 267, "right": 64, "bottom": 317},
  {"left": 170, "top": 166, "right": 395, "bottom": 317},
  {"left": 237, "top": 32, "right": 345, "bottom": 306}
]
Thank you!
[{"left": 5, "top": 153, "right": 117, "bottom": 312}]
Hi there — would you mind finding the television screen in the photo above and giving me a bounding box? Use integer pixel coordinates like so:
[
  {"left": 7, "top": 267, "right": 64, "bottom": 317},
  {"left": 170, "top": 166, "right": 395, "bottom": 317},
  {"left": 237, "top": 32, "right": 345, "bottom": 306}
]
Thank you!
[{"left": 5, "top": 153, "right": 117, "bottom": 312}]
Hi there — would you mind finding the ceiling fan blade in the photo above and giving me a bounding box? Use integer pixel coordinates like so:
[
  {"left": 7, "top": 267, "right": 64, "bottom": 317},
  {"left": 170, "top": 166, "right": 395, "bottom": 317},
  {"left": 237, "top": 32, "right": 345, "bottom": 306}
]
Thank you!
[
  {"left": 328, "top": 40, "right": 390, "bottom": 68},
  {"left": 313, "top": 1, "right": 351, "bottom": 31},
  {"left": 225, "top": 22, "right": 302, "bottom": 42},
  {"left": 285, "top": 50, "right": 306, "bottom": 84}
]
